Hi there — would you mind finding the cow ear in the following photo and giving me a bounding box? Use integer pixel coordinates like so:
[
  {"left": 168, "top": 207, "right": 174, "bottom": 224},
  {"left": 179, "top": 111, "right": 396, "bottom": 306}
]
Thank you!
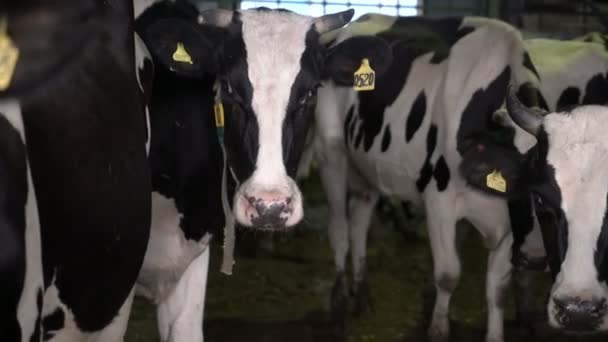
[
  {"left": 144, "top": 18, "right": 224, "bottom": 78},
  {"left": 458, "top": 135, "right": 525, "bottom": 197},
  {"left": 323, "top": 36, "right": 392, "bottom": 86}
]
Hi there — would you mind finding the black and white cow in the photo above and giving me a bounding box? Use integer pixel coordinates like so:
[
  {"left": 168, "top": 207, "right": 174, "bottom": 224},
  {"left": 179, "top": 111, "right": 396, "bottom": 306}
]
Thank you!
[
  {"left": 313, "top": 13, "right": 545, "bottom": 342},
  {"left": 1, "top": 0, "right": 152, "bottom": 340},
  {"left": 461, "top": 89, "right": 608, "bottom": 333},
  {"left": 131, "top": 2, "right": 392, "bottom": 341}
]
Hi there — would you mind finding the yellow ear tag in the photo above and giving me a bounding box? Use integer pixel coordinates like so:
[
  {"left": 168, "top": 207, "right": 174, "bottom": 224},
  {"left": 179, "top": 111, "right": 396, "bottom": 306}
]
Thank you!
[
  {"left": 353, "top": 58, "right": 375, "bottom": 92},
  {"left": 214, "top": 102, "right": 225, "bottom": 128},
  {"left": 486, "top": 170, "right": 507, "bottom": 193},
  {"left": 0, "top": 18, "right": 19, "bottom": 91},
  {"left": 172, "top": 42, "right": 193, "bottom": 64}
]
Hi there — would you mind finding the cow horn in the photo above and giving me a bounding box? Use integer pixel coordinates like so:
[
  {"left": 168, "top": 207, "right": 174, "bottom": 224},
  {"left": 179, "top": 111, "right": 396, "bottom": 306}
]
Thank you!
[
  {"left": 313, "top": 9, "right": 355, "bottom": 34},
  {"left": 506, "top": 86, "right": 545, "bottom": 136},
  {"left": 198, "top": 9, "right": 234, "bottom": 27}
]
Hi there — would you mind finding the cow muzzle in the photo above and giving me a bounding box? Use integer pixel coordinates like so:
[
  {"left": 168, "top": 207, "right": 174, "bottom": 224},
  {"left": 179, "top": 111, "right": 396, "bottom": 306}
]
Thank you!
[
  {"left": 550, "top": 295, "right": 608, "bottom": 332},
  {"left": 233, "top": 179, "right": 303, "bottom": 230}
]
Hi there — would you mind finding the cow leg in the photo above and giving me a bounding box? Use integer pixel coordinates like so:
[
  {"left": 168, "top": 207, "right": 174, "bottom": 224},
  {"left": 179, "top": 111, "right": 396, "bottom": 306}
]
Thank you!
[
  {"left": 465, "top": 193, "right": 512, "bottom": 342},
  {"left": 317, "top": 140, "right": 350, "bottom": 322},
  {"left": 425, "top": 193, "right": 460, "bottom": 342},
  {"left": 157, "top": 246, "right": 209, "bottom": 342},
  {"left": 348, "top": 191, "right": 379, "bottom": 316},
  {"left": 485, "top": 232, "right": 512, "bottom": 342}
]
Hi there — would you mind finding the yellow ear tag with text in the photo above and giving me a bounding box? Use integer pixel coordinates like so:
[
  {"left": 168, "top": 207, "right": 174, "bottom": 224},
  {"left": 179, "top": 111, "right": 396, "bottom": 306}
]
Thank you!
[
  {"left": 486, "top": 170, "right": 507, "bottom": 193},
  {"left": 353, "top": 58, "right": 375, "bottom": 91},
  {"left": 172, "top": 42, "right": 193, "bottom": 64},
  {"left": 0, "top": 18, "right": 19, "bottom": 91},
  {"left": 214, "top": 102, "right": 225, "bottom": 128}
]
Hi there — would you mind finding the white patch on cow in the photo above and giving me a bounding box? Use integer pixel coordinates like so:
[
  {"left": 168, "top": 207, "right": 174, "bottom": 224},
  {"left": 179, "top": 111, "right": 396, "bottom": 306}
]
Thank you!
[
  {"left": 137, "top": 192, "right": 210, "bottom": 302},
  {"left": 0, "top": 100, "right": 44, "bottom": 342},
  {"left": 134, "top": 33, "right": 152, "bottom": 155},
  {"left": 232, "top": 10, "right": 313, "bottom": 227},
  {"left": 157, "top": 247, "right": 209, "bottom": 342},
  {"left": 137, "top": 192, "right": 210, "bottom": 340},
  {"left": 542, "top": 106, "right": 608, "bottom": 329}
]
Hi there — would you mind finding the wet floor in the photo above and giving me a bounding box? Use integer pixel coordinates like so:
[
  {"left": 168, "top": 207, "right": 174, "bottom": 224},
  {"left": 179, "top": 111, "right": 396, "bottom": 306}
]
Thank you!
[{"left": 125, "top": 175, "right": 608, "bottom": 342}]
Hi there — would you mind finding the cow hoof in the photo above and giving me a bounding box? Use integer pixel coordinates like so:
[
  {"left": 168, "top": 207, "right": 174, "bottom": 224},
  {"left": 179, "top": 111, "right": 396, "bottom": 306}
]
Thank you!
[
  {"left": 330, "top": 272, "right": 349, "bottom": 324},
  {"left": 485, "top": 333, "right": 504, "bottom": 342},
  {"left": 352, "top": 280, "right": 374, "bottom": 317},
  {"left": 428, "top": 318, "right": 449, "bottom": 342}
]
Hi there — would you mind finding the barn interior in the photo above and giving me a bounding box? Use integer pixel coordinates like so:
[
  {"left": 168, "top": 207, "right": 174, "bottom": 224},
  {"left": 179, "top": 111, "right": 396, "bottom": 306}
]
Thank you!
[{"left": 124, "top": 0, "right": 608, "bottom": 341}]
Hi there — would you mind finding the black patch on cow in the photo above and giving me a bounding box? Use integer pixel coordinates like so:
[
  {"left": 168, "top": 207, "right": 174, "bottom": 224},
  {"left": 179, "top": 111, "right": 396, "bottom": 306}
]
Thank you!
[
  {"left": 353, "top": 17, "right": 475, "bottom": 153},
  {"left": 508, "top": 196, "right": 535, "bottom": 266},
  {"left": 582, "top": 72, "right": 608, "bottom": 105},
  {"left": 0, "top": 114, "right": 27, "bottom": 342},
  {"left": 405, "top": 91, "right": 427, "bottom": 142},
  {"left": 344, "top": 106, "right": 355, "bottom": 145},
  {"left": 433, "top": 156, "right": 450, "bottom": 191},
  {"left": 556, "top": 87, "right": 581, "bottom": 110},
  {"left": 29, "top": 288, "right": 43, "bottom": 342},
  {"left": 456, "top": 66, "right": 512, "bottom": 155},
  {"left": 522, "top": 52, "right": 541, "bottom": 80},
  {"left": 283, "top": 27, "right": 324, "bottom": 178},
  {"left": 42, "top": 308, "right": 65, "bottom": 341},
  {"left": 381, "top": 125, "right": 391, "bottom": 152},
  {"left": 416, "top": 125, "right": 438, "bottom": 192},
  {"left": 517, "top": 82, "right": 549, "bottom": 110},
  {"left": 595, "top": 195, "right": 608, "bottom": 282}
]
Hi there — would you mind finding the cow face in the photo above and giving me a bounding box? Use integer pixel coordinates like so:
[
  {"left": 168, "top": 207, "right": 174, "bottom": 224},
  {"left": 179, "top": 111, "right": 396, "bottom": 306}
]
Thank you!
[
  {"left": 461, "top": 89, "right": 608, "bottom": 332},
  {"left": 144, "top": 8, "right": 391, "bottom": 230}
]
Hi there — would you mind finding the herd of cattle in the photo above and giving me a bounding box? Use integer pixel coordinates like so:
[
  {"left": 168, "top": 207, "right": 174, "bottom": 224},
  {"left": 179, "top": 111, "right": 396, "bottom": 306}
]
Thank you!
[{"left": 2, "top": 0, "right": 608, "bottom": 341}]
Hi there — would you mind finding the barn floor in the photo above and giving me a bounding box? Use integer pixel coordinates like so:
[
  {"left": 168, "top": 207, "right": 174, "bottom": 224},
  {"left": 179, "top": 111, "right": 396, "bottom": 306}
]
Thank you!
[{"left": 125, "top": 173, "right": 607, "bottom": 342}]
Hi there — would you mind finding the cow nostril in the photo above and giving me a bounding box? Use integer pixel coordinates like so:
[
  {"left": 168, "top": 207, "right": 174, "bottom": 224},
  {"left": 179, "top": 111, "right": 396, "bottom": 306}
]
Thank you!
[
  {"left": 246, "top": 196, "right": 257, "bottom": 207},
  {"left": 285, "top": 197, "right": 293, "bottom": 205}
]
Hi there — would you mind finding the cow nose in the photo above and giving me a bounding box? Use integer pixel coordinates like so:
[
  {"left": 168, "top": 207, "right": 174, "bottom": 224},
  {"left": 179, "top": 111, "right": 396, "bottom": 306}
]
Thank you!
[
  {"left": 553, "top": 296, "right": 607, "bottom": 331},
  {"left": 246, "top": 194, "right": 293, "bottom": 229}
]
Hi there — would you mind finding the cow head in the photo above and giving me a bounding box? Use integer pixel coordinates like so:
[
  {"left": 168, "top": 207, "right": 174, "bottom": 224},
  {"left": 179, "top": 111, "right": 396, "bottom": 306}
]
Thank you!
[
  {"left": 144, "top": 8, "right": 391, "bottom": 230},
  {"left": 461, "top": 87, "right": 608, "bottom": 332}
]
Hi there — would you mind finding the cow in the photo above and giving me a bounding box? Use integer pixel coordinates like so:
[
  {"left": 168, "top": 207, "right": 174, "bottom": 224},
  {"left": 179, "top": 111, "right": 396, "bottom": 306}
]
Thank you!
[
  {"left": 460, "top": 88, "right": 608, "bottom": 333},
  {"left": 0, "top": 98, "right": 43, "bottom": 342},
  {"left": 0, "top": 0, "right": 152, "bottom": 341},
  {"left": 313, "top": 13, "right": 547, "bottom": 342},
  {"left": 132, "top": 2, "right": 393, "bottom": 341}
]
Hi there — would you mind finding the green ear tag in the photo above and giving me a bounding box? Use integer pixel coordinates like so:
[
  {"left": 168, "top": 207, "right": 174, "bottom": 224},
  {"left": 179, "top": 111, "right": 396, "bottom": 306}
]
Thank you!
[
  {"left": 486, "top": 170, "right": 506, "bottom": 193},
  {"left": 172, "top": 42, "right": 193, "bottom": 64},
  {"left": 353, "top": 58, "right": 375, "bottom": 91},
  {"left": 214, "top": 102, "right": 225, "bottom": 144}
]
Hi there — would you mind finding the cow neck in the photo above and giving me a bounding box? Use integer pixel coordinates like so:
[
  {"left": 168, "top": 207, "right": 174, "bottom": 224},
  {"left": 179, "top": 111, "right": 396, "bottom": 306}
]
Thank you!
[{"left": 214, "top": 78, "right": 238, "bottom": 275}]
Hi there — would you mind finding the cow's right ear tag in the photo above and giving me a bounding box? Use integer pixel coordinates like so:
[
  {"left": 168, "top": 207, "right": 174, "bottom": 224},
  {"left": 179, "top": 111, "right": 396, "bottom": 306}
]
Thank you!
[
  {"left": 172, "top": 42, "right": 193, "bottom": 64},
  {"left": 353, "top": 58, "right": 375, "bottom": 92},
  {"left": 486, "top": 170, "right": 507, "bottom": 193},
  {"left": 0, "top": 18, "right": 19, "bottom": 91}
]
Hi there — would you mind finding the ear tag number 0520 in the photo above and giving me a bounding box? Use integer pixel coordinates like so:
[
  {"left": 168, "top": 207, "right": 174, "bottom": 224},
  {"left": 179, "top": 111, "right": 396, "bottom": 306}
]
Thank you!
[
  {"left": 486, "top": 170, "right": 506, "bottom": 193},
  {"left": 353, "top": 58, "right": 375, "bottom": 92}
]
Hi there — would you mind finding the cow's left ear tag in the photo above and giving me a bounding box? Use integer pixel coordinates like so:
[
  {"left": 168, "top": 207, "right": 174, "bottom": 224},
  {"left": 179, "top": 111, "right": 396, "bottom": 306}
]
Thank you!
[
  {"left": 172, "top": 42, "right": 193, "bottom": 64},
  {"left": 214, "top": 102, "right": 225, "bottom": 128},
  {"left": 486, "top": 170, "right": 507, "bottom": 193},
  {"left": 0, "top": 18, "right": 19, "bottom": 91},
  {"left": 353, "top": 58, "right": 375, "bottom": 92}
]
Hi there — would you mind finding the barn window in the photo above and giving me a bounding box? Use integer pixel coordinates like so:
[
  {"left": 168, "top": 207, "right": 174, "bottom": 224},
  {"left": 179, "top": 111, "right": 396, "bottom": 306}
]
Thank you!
[{"left": 240, "top": 0, "right": 422, "bottom": 19}]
